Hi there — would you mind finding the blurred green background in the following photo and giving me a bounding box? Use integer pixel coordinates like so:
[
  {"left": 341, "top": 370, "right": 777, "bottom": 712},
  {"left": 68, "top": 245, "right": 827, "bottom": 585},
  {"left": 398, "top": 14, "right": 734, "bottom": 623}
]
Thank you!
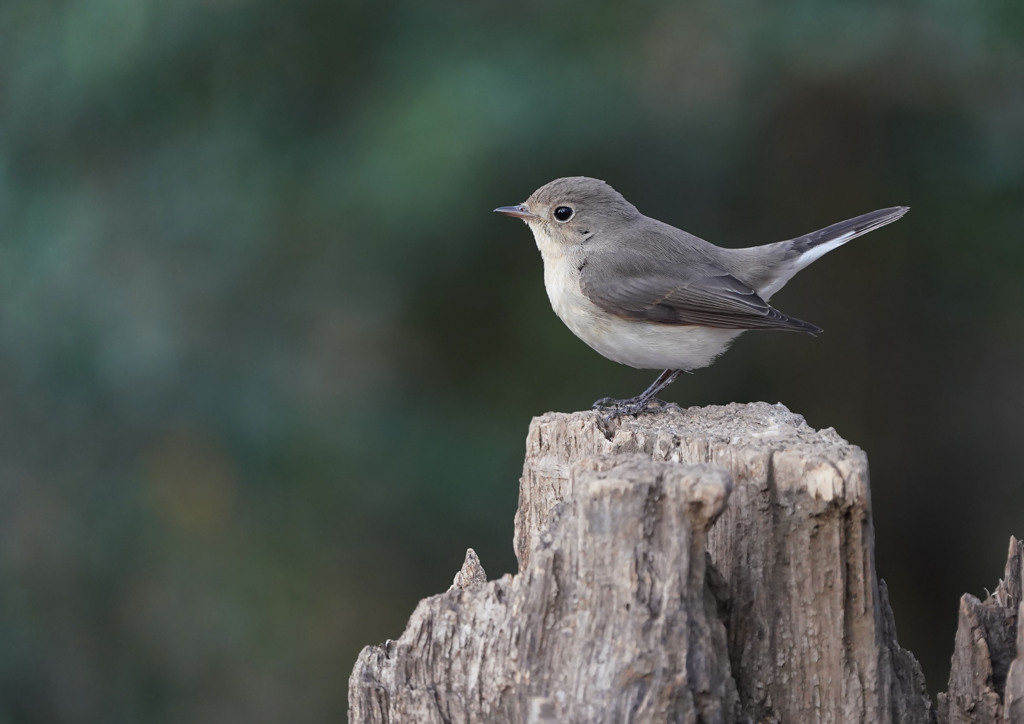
[{"left": 2, "top": 0, "right": 1023, "bottom": 720}]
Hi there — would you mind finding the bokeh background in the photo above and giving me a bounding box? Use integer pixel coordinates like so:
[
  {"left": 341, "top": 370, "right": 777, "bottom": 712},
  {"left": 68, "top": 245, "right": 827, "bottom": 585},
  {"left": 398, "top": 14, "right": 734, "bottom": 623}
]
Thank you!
[{"left": 2, "top": 1, "right": 1023, "bottom": 721}]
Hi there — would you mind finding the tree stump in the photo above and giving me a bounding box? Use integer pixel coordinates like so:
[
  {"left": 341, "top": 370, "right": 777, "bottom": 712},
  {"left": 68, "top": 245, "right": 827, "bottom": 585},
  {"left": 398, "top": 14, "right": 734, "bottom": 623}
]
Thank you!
[
  {"left": 349, "top": 402, "right": 934, "bottom": 723},
  {"left": 938, "top": 537, "right": 1024, "bottom": 723}
]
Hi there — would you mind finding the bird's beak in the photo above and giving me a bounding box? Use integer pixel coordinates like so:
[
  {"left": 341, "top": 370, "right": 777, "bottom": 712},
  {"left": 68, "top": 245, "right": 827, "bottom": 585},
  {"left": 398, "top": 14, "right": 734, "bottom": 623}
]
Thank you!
[{"left": 494, "top": 204, "right": 537, "bottom": 221}]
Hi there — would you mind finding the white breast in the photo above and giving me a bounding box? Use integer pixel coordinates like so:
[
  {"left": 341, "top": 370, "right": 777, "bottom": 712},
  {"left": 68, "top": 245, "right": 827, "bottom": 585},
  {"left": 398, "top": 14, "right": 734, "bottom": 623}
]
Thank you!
[{"left": 533, "top": 226, "right": 743, "bottom": 371}]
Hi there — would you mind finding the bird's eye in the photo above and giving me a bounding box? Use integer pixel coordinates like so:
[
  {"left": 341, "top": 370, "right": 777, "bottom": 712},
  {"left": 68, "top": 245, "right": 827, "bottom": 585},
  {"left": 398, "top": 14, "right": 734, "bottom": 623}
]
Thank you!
[{"left": 553, "top": 206, "right": 574, "bottom": 222}]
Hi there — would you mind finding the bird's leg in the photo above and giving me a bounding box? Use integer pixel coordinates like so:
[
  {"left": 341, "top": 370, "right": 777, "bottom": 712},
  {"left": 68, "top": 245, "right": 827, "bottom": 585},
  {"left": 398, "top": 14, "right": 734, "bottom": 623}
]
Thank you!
[{"left": 592, "top": 369, "right": 683, "bottom": 417}]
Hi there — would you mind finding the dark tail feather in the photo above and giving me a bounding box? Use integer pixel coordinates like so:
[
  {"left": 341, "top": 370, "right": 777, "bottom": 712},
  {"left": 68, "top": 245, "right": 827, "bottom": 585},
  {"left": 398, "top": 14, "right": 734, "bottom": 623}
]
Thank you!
[{"left": 791, "top": 206, "right": 909, "bottom": 256}]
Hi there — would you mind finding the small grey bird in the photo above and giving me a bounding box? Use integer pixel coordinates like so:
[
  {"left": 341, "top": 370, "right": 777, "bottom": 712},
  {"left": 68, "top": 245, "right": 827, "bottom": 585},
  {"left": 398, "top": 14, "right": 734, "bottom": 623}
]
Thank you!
[{"left": 495, "top": 176, "right": 908, "bottom": 417}]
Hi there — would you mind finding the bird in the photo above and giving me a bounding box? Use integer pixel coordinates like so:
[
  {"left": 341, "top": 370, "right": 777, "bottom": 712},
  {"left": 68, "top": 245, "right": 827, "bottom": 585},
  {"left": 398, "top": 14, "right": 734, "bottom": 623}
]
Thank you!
[{"left": 494, "top": 176, "right": 907, "bottom": 417}]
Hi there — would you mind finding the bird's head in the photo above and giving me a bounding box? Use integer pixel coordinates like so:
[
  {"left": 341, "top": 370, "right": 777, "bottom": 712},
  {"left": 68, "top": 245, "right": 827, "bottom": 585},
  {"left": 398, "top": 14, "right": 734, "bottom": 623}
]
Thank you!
[{"left": 494, "top": 176, "right": 640, "bottom": 246}]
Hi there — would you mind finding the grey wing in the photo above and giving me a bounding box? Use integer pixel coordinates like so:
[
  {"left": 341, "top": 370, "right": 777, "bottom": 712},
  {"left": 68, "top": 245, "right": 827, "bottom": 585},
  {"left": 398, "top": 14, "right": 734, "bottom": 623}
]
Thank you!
[{"left": 579, "top": 248, "right": 822, "bottom": 334}]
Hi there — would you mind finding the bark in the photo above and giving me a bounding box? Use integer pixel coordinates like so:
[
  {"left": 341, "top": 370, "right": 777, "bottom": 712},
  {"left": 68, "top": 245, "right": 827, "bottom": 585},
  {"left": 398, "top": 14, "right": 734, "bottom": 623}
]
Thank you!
[
  {"left": 350, "top": 458, "right": 737, "bottom": 722},
  {"left": 938, "top": 537, "right": 1024, "bottom": 723},
  {"left": 349, "top": 402, "right": 934, "bottom": 723}
]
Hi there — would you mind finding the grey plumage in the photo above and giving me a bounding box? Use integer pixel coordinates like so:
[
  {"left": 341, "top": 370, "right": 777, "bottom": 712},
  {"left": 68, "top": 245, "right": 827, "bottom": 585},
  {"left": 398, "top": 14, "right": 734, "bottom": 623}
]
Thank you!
[
  {"left": 495, "top": 176, "right": 908, "bottom": 416},
  {"left": 523, "top": 177, "right": 906, "bottom": 335},
  {"left": 579, "top": 225, "right": 824, "bottom": 334}
]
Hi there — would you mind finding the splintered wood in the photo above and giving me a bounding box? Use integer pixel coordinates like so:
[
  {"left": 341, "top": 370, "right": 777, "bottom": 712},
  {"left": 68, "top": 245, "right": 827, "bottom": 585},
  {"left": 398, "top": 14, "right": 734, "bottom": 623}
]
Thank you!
[{"left": 938, "top": 537, "right": 1024, "bottom": 724}]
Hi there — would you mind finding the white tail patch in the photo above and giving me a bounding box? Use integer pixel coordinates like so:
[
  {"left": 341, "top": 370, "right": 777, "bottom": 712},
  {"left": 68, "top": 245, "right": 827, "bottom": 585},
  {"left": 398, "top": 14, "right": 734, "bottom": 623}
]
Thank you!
[
  {"left": 794, "top": 229, "right": 860, "bottom": 268},
  {"left": 758, "top": 231, "right": 857, "bottom": 299}
]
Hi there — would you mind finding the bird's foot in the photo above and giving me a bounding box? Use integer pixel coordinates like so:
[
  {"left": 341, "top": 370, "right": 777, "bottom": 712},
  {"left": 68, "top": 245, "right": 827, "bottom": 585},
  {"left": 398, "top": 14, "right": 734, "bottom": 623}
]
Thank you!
[{"left": 592, "top": 396, "right": 674, "bottom": 419}]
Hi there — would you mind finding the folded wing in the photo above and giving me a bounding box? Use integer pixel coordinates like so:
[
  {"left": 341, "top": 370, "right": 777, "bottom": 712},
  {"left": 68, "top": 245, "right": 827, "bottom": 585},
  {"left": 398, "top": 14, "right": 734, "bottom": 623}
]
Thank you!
[{"left": 580, "top": 241, "right": 822, "bottom": 334}]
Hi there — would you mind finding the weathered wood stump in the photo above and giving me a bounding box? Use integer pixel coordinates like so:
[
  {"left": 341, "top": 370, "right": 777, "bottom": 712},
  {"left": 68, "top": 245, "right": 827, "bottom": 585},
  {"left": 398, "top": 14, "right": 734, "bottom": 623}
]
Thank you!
[
  {"left": 349, "top": 402, "right": 935, "bottom": 723},
  {"left": 938, "top": 537, "right": 1024, "bottom": 723}
]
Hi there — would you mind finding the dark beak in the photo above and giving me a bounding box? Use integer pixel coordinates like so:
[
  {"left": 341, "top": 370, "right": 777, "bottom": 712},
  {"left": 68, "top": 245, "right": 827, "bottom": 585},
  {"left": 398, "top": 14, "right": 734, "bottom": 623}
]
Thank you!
[{"left": 494, "top": 204, "right": 537, "bottom": 221}]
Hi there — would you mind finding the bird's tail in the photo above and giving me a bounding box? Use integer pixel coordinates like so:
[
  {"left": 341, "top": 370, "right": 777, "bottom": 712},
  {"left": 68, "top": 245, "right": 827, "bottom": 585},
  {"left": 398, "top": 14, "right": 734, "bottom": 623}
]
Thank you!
[
  {"left": 753, "top": 206, "right": 909, "bottom": 299},
  {"left": 789, "top": 206, "right": 909, "bottom": 264}
]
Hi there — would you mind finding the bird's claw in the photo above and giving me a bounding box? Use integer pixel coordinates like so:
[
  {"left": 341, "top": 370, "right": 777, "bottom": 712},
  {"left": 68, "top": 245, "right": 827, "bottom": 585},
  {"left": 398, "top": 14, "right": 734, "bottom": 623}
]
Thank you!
[
  {"left": 592, "top": 396, "right": 680, "bottom": 420},
  {"left": 592, "top": 397, "right": 653, "bottom": 419}
]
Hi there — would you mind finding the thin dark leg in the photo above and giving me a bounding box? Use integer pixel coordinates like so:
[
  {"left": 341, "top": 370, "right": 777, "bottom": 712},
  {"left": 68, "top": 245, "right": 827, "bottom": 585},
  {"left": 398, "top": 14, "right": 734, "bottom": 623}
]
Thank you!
[{"left": 592, "top": 369, "right": 683, "bottom": 417}]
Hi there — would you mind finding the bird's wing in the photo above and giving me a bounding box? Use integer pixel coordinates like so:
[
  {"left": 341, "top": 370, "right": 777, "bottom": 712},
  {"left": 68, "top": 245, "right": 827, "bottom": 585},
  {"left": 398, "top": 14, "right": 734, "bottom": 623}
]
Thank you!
[{"left": 579, "top": 237, "right": 822, "bottom": 333}]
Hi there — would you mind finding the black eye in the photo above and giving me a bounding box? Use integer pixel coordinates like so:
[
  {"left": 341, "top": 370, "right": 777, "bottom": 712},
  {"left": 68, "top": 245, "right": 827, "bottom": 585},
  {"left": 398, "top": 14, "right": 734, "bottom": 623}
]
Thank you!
[{"left": 553, "top": 206, "right": 574, "bottom": 222}]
